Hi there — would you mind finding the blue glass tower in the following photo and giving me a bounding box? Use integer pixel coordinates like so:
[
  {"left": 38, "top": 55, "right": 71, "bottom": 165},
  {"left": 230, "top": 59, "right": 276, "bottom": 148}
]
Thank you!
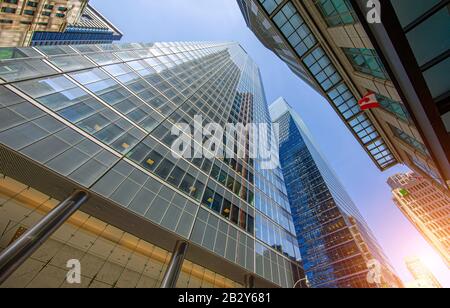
[{"left": 270, "top": 98, "right": 401, "bottom": 288}]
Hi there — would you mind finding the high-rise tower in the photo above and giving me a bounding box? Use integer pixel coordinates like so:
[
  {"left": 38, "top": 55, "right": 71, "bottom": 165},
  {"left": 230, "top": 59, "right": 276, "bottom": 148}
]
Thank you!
[
  {"left": 388, "top": 173, "right": 450, "bottom": 268},
  {"left": 405, "top": 256, "right": 442, "bottom": 288},
  {"left": 270, "top": 97, "right": 401, "bottom": 288},
  {"left": 0, "top": 42, "right": 305, "bottom": 288}
]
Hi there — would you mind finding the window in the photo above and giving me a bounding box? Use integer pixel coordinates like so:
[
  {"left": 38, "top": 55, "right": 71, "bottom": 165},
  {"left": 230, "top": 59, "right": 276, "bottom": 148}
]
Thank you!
[
  {"left": 226, "top": 174, "right": 235, "bottom": 191},
  {"left": 1, "top": 7, "right": 16, "bottom": 14},
  {"left": 259, "top": 0, "right": 283, "bottom": 14},
  {"left": 190, "top": 180, "right": 204, "bottom": 201},
  {"left": 202, "top": 187, "right": 215, "bottom": 207},
  {"left": 407, "top": 154, "right": 444, "bottom": 187},
  {"left": 230, "top": 205, "right": 240, "bottom": 225},
  {"left": 218, "top": 169, "right": 228, "bottom": 185},
  {"left": 179, "top": 173, "right": 195, "bottom": 194},
  {"left": 154, "top": 158, "right": 175, "bottom": 179},
  {"left": 78, "top": 113, "right": 109, "bottom": 134},
  {"left": 221, "top": 199, "right": 232, "bottom": 219},
  {"left": 167, "top": 166, "right": 184, "bottom": 186},
  {"left": 247, "top": 215, "right": 254, "bottom": 234},
  {"left": 239, "top": 210, "right": 247, "bottom": 230},
  {"left": 343, "top": 48, "right": 390, "bottom": 80},
  {"left": 27, "top": 1, "right": 38, "bottom": 7},
  {"left": 273, "top": 2, "right": 316, "bottom": 57},
  {"left": 376, "top": 93, "right": 412, "bottom": 123},
  {"left": 212, "top": 193, "right": 223, "bottom": 213},
  {"left": 390, "top": 124, "right": 430, "bottom": 157},
  {"left": 327, "top": 83, "right": 360, "bottom": 120},
  {"left": 390, "top": 1, "right": 449, "bottom": 105},
  {"left": 59, "top": 100, "right": 99, "bottom": 123},
  {"left": 0, "top": 57, "right": 55, "bottom": 81},
  {"left": 391, "top": 0, "right": 440, "bottom": 28},
  {"left": 303, "top": 47, "right": 342, "bottom": 91},
  {"left": 315, "top": 0, "right": 356, "bottom": 26},
  {"left": 211, "top": 163, "right": 220, "bottom": 179}
]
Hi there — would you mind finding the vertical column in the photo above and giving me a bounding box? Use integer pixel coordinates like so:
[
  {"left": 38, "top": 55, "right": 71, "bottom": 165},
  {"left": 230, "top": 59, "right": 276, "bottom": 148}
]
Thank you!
[
  {"left": 161, "top": 241, "right": 189, "bottom": 288},
  {"left": 244, "top": 274, "right": 255, "bottom": 288},
  {"left": 0, "top": 190, "right": 89, "bottom": 285}
]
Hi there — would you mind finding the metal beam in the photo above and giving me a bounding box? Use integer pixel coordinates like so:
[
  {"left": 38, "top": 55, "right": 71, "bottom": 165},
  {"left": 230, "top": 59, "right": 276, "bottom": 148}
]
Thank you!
[
  {"left": 0, "top": 190, "right": 89, "bottom": 285},
  {"left": 160, "top": 241, "right": 189, "bottom": 288}
]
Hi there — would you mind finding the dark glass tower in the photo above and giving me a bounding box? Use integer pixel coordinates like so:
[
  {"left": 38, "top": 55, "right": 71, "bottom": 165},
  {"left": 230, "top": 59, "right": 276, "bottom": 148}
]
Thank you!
[{"left": 270, "top": 98, "right": 402, "bottom": 288}]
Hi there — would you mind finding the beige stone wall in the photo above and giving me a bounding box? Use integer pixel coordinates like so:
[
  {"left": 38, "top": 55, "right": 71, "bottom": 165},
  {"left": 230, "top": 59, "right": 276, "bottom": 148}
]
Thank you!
[
  {"left": 0, "top": 0, "right": 87, "bottom": 47},
  {"left": 0, "top": 175, "right": 242, "bottom": 288}
]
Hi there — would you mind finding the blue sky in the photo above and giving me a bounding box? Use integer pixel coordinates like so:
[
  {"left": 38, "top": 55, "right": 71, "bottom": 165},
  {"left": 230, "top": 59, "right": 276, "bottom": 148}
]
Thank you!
[{"left": 91, "top": 0, "right": 449, "bottom": 287}]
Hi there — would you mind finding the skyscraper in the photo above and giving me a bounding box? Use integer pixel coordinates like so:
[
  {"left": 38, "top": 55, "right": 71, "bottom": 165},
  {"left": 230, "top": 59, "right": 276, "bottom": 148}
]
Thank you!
[
  {"left": 0, "top": 42, "right": 305, "bottom": 288},
  {"left": 30, "top": 4, "right": 123, "bottom": 46},
  {"left": 270, "top": 97, "right": 401, "bottom": 288},
  {"left": 388, "top": 173, "right": 450, "bottom": 268},
  {"left": 0, "top": 0, "right": 88, "bottom": 47},
  {"left": 405, "top": 256, "right": 442, "bottom": 289},
  {"left": 237, "top": 0, "right": 450, "bottom": 192}
]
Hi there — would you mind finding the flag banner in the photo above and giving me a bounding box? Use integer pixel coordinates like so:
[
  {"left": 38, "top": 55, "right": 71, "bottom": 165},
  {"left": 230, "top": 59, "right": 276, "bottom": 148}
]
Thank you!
[{"left": 358, "top": 92, "right": 380, "bottom": 111}]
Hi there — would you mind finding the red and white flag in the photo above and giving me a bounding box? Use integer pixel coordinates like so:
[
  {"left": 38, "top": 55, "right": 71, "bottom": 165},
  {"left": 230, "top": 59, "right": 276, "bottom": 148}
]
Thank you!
[{"left": 358, "top": 92, "right": 380, "bottom": 111}]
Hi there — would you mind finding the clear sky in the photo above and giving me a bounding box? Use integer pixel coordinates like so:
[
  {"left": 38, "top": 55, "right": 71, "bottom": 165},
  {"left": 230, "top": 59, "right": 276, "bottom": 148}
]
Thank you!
[{"left": 90, "top": 0, "right": 449, "bottom": 287}]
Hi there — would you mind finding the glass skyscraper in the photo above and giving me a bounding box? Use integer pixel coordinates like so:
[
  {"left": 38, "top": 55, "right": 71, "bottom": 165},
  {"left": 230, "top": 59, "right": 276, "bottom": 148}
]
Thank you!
[
  {"left": 270, "top": 98, "right": 401, "bottom": 288},
  {"left": 0, "top": 41, "right": 306, "bottom": 288}
]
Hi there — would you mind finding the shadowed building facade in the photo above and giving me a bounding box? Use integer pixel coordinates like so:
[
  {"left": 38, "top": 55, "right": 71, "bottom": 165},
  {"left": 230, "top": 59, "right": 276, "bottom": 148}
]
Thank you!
[
  {"left": 270, "top": 98, "right": 402, "bottom": 288},
  {"left": 237, "top": 0, "right": 450, "bottom": 193},
  {"left": 0, "top": 42, "right": 306, "bottom": 288}
]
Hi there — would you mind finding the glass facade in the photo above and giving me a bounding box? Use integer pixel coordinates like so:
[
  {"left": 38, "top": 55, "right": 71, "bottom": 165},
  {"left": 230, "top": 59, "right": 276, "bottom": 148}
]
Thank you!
[
  {"left": 0, "top": 41, "right": 305, "bottom": 288},
  {"left": 375, "top": 93, "right": 412, "bottom": 123},
  {"left": 390, "top": 0, "right": 449, "bottom": 130},
  {"left": 389, "top": 124, "right": 430, "bottom": 157},
  {"left": 31, "top": 27, "right": 122, "bottom": 46},
  {"left": 270, "top": 98, "right": 400, "bottom": 288},
  {"left": 315, "top": 0, "right": 356, "bottom": 27}
]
